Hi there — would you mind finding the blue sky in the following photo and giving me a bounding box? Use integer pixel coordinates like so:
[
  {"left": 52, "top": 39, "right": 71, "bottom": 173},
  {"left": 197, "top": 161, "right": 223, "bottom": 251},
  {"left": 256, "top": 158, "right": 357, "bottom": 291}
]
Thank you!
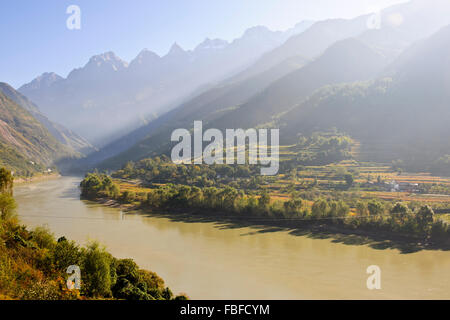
[{"left": 0, "top": 0, "right": 408, "bottom": 88}]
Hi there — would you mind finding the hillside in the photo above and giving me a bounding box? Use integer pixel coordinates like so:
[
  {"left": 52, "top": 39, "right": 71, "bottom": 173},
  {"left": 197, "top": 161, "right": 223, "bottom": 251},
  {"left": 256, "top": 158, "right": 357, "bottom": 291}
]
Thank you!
[
  {"left": 0, "top": 91, "right": 75, "bottom": 176},
  {"left": 209, "top": 38, "right": 387, "bottom": 130},
  {"left": 0, "top": 83, "right": 94, "bottom": 155}
]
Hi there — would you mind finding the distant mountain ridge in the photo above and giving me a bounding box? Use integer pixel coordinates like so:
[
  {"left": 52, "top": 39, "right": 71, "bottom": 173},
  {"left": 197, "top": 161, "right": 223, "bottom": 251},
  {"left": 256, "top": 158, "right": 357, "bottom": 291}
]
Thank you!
[
  {"left": 92, "top": 38, "right": 388, "bottom": 169},
  {"left": 18, "top": 22, "right": 314, "bottom": 145}
]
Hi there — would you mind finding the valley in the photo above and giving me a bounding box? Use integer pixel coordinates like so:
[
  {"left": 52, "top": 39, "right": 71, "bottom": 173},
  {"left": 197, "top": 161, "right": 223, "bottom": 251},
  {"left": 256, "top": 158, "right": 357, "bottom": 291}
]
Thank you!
[{"left": 1, "top": 0, "right": 450, "bottom": 302}]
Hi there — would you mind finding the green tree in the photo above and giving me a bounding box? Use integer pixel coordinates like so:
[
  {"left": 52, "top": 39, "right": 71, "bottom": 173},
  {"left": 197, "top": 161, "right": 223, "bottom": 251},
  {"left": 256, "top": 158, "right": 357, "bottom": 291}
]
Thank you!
[
  {"left": 258, "top": 192, "right": 271, "bottom": 212},
  {"left": 82, "top": 241, "right": 113, "bottom": 297},
  {"left": 391, "top": 203, "right": 410, "bottom": 218},
  {"left": 32, "top": 226, "right": 56, "bottom": 250},
  {"left": 311, "top": 199, "right": 329, "bottom": 218},
  {"left": 115, "top": 259, "right": 140, "bottom": 284},
  {"left": 367, "top": 200, "right": 384, "bottom": 216},
  {"left": 416, "top": 206, "right": 434, "bottom": 233},
  {"left": 52, "top": 237, "right": 83, "bottom": 273},
  {"left": 356, "top": 201, "right": 368, "bottom": 216},
  {"left": 0, "top": 168, "right": 14, "bottom": 196},
  {"left": 0, "top": 194, "right": 17, "bottom": 220},
  {"left": 344, "top": 174, "right": 354, "bottom": 188}
]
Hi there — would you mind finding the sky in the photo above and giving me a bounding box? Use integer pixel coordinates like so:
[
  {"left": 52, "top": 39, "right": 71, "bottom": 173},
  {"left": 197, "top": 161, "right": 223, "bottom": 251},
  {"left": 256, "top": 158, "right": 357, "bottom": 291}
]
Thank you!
[{"left": 0, "top": 0, "right": 409, "bottom": 88}]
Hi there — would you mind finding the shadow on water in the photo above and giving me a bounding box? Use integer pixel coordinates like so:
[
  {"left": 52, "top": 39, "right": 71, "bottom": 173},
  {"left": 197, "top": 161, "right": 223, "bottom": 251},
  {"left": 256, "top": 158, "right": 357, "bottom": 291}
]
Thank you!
[{"left": 129, "top": 209, "right": 450, "bottom": 255}]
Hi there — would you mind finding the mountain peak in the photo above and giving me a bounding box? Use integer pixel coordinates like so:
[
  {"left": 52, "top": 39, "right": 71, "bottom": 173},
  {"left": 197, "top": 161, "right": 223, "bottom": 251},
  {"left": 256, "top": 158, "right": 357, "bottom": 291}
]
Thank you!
[
  {"left": 137, "top": 48, "right": 160, "bottom": 59},
  {"left": 167, "top": 42, "right": 186, "bottom": 56},
  {"left": 195, "top": 38, "right": 229, "bottom": 51},
  {"left": 87, "top": 52, "right": 128, "bottom": 69},
  {"left": 242, "top": 26, "right": 272, "bottom": 38},
  {"left": 19, "top": 72, "right": 63, "bottom": 91},
  {"left": 130, "top": 49, "right": 161, "bottom": 67}
]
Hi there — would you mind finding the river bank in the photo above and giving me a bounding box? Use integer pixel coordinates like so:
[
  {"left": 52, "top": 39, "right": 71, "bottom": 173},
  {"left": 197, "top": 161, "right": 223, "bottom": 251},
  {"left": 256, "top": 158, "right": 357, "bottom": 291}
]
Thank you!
[{"left": 13, "top": 172, "right": 61, "bottom": 185}]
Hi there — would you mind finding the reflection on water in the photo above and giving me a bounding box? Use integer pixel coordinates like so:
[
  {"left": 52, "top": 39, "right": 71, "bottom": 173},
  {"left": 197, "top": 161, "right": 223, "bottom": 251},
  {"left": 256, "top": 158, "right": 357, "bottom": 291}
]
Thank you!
[{"left": 14, "top": 177, "right": 450, "bottom": 299}]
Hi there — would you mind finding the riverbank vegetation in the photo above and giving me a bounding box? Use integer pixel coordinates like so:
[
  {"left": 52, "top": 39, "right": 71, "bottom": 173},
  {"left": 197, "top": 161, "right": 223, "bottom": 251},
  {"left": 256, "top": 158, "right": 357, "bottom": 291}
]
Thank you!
[
  {"left": 80, "top": 157, "right": 450, "bottom": 246},
  {"left": 0, "top": 167, "right": 186, "bottom": 300}
]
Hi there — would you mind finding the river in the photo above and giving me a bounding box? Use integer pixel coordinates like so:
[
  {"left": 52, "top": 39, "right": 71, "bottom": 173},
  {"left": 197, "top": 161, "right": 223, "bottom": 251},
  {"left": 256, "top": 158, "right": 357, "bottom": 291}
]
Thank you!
[{"left": 14, "top": 176, "right": 450, "bottom": 299}]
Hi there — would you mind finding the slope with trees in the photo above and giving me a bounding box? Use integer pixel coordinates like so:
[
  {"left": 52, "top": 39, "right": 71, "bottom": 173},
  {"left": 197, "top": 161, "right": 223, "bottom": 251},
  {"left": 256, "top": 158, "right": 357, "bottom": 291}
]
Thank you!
[
  {"left": 0, "top": 91, "right": 77, "bottom": 176},
  {"left": 0, "top": 82, "right": 94, "bottom": 155}
]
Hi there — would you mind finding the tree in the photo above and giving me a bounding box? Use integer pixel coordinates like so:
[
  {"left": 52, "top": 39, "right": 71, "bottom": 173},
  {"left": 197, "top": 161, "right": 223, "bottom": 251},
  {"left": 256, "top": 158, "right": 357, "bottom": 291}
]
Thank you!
[
  {"left": 391, "top": 203, "right": 409, "bottom": 218},
  {"left": 356, "top": 201, "right": 368, "bottom": 216},
  {"left": 284, "top": 199, "right": 303, "bottom": 215},
  {"left": 0, "top": 168, "right": 14, "bottom": 196},
  {"left": 32, "top": 226, "right": 56, "bottom": 250},
  {"left": 416, "top": 206, "right": 434, "bottom": 233},
  {"left": 0, "top": 194, "right": 17, "bottom": 220},
  {"left": 258, "top": 192, "right": 271, "bottom": 212},
  {"left": 311, "top": 199, "right": 329, "bottom": 218},
  {"left": 115, "top": 259, "right": 140, "bottom": 284},
  {"left": 344, "top": 174, "right": 354, "bottom": 188},
  {"left": 52, "top": 238, "right": 83, "bottom": 272},
  {"left": 367, "top": 200, "right": 384, "bottom": 216},
  {"left": 82, "top": 241, "right": 113, "bottom": 297}
]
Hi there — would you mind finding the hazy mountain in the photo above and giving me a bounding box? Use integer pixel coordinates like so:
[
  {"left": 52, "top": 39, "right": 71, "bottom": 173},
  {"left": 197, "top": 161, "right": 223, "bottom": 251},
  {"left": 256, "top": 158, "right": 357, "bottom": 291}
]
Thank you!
[
  {"left": 229, "top": 15, "right": 371, "bottom": 83},
  {"left": 209, "top": 38, "right": 388, "bottom": 130},
  {"left": 0, "top": 91, "right": 76, "bottom": 175},
  {"left": 18, "top": 24, "right": 312, "bottom": 145},
  {"left": 92, "top": 38, "right": 387, "bottom": 169},
  {"left": 231, "top": 0, "right": 450, "bottom": 85},
  {"left": 77, "top": 53, "right": 311, "bottom": 170},
  {"left": 280, "top": 24, "right": 450, "bottom": 170},
  {"left": 19, "top": 72, "right": 63, "bottom": 91},
  {"left": 0, "top": 83, "right": 94, "bottom": 155},
  {"left": 358, "top": 0, "right": 450, "bottom": 59}
]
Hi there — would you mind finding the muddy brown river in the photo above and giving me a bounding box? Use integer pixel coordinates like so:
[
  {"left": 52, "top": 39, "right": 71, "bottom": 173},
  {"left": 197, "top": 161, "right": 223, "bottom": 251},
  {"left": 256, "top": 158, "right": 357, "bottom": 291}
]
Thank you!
[{"left": 14, "top": 177, "right": 450, "bottom": 299}]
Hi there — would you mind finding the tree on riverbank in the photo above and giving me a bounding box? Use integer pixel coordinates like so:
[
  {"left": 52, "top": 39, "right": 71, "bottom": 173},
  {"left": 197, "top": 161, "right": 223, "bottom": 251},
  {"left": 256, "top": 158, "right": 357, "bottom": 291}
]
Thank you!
[
  {"left": 0, "top": 167, "right": 16, "bottom": 220},
  {"left": 80, "top": 172, "right": 450, "bottom": 244}
]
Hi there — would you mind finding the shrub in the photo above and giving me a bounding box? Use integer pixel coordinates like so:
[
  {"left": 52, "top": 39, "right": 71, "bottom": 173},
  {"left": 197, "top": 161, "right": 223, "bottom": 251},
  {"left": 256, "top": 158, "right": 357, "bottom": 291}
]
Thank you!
[
  {"left": 32, "top": 226, "right": 56, "bottom": 250},
  {"left": 81, "top": 241, "right": 113, "bottom": 297}
]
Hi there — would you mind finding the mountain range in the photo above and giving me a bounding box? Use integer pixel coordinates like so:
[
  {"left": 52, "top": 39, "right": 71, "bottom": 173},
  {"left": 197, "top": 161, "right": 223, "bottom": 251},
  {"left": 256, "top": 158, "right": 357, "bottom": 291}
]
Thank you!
[
  {"left": 18, "top": 22, "right": 314, "bottom": 145},
  {"left": 78, "top": 0, "right": 450, "bottom": 171},
  {"left": 8, "top": 0, "right": 450, "bottom": 176}
]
